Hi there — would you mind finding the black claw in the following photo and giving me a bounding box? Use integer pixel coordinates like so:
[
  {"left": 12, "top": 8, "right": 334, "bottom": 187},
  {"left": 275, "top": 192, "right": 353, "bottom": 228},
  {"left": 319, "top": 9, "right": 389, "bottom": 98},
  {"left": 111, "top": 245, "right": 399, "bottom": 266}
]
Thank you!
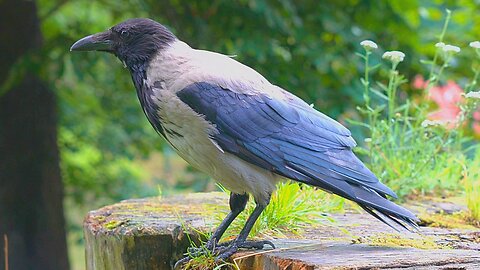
[
  {"left": 237, "top": 240, "right": 275, "bottom": 250},
  {"left": 262, "top": 240, "right": 276, "bottom": 249},
  {"left": 173, "top": 256, "right": 191, "bottom": 269},
  {"left": 215, "top": 244, "right": 238, "bottom": 262},
  {"left": 186, "top": 246, "right": 208, "bottom": 255},
  {"left": 215, "top": 240, "right": 276, "bottom": 261},
  {"left": 185, "top": 238, "right": 220, "bottom": 257},
  {"left": 215, "top": 240, "right": 233, "bottom": 247},
  {"left": 186, "top": 246, "right": 197, "bottom": 253}
]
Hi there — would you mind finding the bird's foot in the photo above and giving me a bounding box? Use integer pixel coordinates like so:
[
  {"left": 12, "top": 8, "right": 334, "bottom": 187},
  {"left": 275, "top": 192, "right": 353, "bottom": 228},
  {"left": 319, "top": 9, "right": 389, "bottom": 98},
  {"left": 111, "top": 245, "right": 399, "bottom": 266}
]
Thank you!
[
  {"left": 214, "top": 240, "right": 275, "bottom": 261},
  {"left": 174, "top": 240, "right": 275, "bottom": 268},
  {"left": 185, "top": 239, "right": 217, "bottom": 255}
]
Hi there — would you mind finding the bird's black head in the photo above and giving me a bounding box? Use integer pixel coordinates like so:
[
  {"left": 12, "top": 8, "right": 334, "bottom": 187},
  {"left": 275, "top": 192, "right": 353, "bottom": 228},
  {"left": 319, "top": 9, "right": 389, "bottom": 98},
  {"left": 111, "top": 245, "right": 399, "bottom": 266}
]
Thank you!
[{"left": 70, "top": 18, "right": 176, "bottom": 68}]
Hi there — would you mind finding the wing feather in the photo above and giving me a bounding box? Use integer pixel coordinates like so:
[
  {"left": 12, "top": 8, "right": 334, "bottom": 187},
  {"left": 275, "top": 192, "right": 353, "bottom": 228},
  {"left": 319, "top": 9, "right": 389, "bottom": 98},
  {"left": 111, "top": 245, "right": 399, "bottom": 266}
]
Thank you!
[{"left": 177, "top": 81, "right": 418, "bottom": 229}]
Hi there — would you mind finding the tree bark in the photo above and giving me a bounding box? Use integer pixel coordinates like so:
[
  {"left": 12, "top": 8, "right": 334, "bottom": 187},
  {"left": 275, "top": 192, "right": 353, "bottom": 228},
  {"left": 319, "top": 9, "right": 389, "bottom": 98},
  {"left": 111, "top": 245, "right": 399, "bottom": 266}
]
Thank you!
[{"left": 0, "top": 1, "right": 69, "bottom": 270}]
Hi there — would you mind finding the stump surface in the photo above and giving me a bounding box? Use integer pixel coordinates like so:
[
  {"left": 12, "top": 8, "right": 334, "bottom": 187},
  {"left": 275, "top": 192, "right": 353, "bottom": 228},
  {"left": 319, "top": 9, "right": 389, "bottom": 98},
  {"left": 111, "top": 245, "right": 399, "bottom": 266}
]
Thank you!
[{"left": 84, "top": 192, "right": 480, "bottom": 270}]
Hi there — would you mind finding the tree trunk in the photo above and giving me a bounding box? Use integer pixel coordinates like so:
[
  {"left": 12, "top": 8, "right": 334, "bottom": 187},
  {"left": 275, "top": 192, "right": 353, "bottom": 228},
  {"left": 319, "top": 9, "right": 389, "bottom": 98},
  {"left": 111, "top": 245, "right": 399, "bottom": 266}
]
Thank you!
[{"left": 0, "top": 1, "right": 69, "bottom": 270}]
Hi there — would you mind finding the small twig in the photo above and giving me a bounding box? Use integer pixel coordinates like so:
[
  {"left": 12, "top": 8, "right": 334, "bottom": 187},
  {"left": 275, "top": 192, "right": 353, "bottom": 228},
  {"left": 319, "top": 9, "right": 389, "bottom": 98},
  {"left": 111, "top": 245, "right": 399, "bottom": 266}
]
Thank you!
[{"left": 4, "top": 234, "right": 8, "bottom": 270}]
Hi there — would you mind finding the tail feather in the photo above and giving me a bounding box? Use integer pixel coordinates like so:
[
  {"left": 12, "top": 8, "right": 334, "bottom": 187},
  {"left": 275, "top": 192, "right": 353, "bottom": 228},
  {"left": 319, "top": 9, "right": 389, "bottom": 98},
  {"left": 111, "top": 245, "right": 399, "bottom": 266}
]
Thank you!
[
  {"left": 360, "top": 205, "right": 418, "bottom": 233},
  {"left": 353, "top": 185, "right": 419, "bottom": 231},
  {"left": 285, "top": 159, "right": 419, "bottom": 232}
]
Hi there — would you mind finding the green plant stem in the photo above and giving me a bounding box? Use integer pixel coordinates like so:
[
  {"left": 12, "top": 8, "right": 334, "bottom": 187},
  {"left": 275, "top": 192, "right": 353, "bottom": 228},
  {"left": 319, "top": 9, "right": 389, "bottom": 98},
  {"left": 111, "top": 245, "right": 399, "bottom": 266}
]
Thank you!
[
  {"left": 436, "top": 56, "right": 451, "bottom": 83},
  {"left": 465, "top": 65, "right": 480, "bottom": 93},
  {"left": 364, "top": 51, "right": 371, "bottom": 109},
  {"left": 424, "top": 9, "right": 452, "bottom": 102},
  {"left": 470, "top": 69, "right": 479, "bottom": 91},
  {"left": 428, "top": 9, "right": 451, "bottom": 82},
  {"left": 363, "top": 51, "right": 375, "bottom": 160},
  {"left": 387, "top": 62, "right": 399, "bottom": 120}
]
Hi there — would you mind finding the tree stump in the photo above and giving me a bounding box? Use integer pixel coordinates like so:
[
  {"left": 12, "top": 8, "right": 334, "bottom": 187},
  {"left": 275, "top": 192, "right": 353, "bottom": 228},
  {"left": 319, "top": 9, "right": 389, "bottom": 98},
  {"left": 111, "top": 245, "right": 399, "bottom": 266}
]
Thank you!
[
  {"left": 84, "top": 193, "right": 224, "bottom": 270},
  {"left": 84, "top": 192, "right": 480, "bottom": 270}
]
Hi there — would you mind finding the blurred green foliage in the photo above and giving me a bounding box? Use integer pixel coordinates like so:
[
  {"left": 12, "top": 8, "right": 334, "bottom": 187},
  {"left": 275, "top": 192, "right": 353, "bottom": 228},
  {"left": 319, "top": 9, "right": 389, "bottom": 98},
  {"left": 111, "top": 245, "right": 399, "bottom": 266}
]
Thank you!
[{"left": 27, "top": 0, "right": 479, "bottom": 206}]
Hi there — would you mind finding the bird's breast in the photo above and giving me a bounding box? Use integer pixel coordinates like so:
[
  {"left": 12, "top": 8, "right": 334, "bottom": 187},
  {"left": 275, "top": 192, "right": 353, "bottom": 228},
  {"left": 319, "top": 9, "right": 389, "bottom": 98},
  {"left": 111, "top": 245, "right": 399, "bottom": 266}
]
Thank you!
[{"left": 148, "top": 85, "right": 221, "bottom": 172}]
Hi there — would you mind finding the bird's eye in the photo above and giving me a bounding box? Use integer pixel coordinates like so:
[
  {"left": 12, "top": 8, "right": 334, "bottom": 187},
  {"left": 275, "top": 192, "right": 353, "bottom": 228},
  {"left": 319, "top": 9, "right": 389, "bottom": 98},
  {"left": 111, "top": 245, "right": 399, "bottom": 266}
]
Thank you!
[{"left": 120, "top": 30, "right": 129, "bottom": 38}]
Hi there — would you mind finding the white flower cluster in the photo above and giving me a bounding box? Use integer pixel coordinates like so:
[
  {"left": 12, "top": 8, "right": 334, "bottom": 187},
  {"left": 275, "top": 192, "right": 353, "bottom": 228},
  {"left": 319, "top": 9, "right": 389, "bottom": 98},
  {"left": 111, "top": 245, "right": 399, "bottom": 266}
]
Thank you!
[
  {"left": 382, "top": 51, "right": 405, "bottom": 63},
  {"left": 360, "top": 40, "right": 378, "bottom": 50},
  {"left": 465, "top": 91, "right": 480, "bottom": 99},
  {"left": 469, "top": 41, "right": 480, "bottom": 49},
  {"left": 435, "top": 42, "right": 461, "bottom": 53},
  {"left": 421, "top": 119, "right": 451, "bottom": 127}
]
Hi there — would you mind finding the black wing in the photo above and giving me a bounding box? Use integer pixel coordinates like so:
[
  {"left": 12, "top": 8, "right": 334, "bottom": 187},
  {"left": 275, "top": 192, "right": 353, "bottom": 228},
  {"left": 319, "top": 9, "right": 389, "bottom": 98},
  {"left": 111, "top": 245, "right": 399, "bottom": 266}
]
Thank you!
[{"left": 177, "top": 82, "right": 418, "bottom": 229}]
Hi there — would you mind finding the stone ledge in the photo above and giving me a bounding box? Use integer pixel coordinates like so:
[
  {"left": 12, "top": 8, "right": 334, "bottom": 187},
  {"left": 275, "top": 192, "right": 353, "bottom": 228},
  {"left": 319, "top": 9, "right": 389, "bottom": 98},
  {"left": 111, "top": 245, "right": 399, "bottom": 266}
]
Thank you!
[{"left": 84, "top": 192, "right": 480, "bottom": 270}]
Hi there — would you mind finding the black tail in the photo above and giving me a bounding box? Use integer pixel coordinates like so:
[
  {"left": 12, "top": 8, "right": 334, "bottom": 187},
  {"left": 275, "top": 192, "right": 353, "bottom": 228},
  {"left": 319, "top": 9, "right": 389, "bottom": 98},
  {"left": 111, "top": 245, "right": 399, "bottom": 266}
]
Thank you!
[
  {"left": 286, "top": 161, "right": 419, "bottom": 232},
  {"left": 283, "top": 149, "right": 419, "bottom": 232},
  {"left": 351, "top": 185, "right": 419, "bottom": 232}
]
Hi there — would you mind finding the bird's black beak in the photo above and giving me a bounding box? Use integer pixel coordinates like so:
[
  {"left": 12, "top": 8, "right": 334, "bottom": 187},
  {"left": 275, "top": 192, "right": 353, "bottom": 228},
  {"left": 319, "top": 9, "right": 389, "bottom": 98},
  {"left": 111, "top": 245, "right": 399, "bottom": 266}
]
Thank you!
[{"left": 70, "top": 31, "right": 113, "bottom": 52}]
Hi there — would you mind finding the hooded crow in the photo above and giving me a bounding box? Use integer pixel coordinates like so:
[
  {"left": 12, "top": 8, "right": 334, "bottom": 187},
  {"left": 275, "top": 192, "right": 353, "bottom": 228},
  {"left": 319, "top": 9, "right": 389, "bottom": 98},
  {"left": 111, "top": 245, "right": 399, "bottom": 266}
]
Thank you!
[{"left": 71, "top": 18, "right": 419, "bottom": 265}]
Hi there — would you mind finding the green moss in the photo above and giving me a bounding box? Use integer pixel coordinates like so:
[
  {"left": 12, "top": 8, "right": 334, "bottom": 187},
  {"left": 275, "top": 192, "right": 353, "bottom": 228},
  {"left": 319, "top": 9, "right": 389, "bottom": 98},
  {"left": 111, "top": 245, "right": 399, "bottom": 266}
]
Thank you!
[
  {"left": 419, "top": 212, "right": 477, "bottom": 229},
  {"left": 352, "top": 233, "right": 444, "bottom": 250},
  {"left": 104, "top": 220, "right": 124, "bottom": 230},
  {"left": 93, "top": 215, "right": 106, "bottom": 222}
]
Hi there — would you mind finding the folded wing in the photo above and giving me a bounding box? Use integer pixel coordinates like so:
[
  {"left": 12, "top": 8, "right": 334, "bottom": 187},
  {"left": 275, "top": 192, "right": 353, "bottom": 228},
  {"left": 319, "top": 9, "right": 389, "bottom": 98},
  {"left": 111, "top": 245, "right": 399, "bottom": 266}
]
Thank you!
[{"left": 177, "top": 81, "right": 418, "bottom": 230}]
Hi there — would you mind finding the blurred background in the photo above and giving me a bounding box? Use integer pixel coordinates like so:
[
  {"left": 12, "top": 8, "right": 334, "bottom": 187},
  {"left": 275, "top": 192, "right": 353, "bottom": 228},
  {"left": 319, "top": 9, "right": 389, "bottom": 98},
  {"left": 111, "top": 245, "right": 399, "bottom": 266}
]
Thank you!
[{"left": 1, "top": 0, "right": 480, "bottom": 269}]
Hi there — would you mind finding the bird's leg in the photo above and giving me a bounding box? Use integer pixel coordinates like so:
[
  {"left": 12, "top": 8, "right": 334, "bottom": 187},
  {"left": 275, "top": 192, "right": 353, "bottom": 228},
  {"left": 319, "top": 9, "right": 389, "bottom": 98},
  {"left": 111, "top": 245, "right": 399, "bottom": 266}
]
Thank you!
[
  {"left": 215, "top": 197, "right": 275, "bottom": 261},
  {"left": 175, "top": 192, "right": 248, "bottom": 267},
  {"left": 200, "top": 192, "right": 248, "bottom": 250}
]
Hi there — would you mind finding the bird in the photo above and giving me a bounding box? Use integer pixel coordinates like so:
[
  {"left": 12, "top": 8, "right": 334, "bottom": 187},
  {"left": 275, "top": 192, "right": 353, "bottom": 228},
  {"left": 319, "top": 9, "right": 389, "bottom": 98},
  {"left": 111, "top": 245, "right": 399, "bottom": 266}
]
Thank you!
[{"left": 71, "top": 18, "right": 419, "bottom": 265}]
